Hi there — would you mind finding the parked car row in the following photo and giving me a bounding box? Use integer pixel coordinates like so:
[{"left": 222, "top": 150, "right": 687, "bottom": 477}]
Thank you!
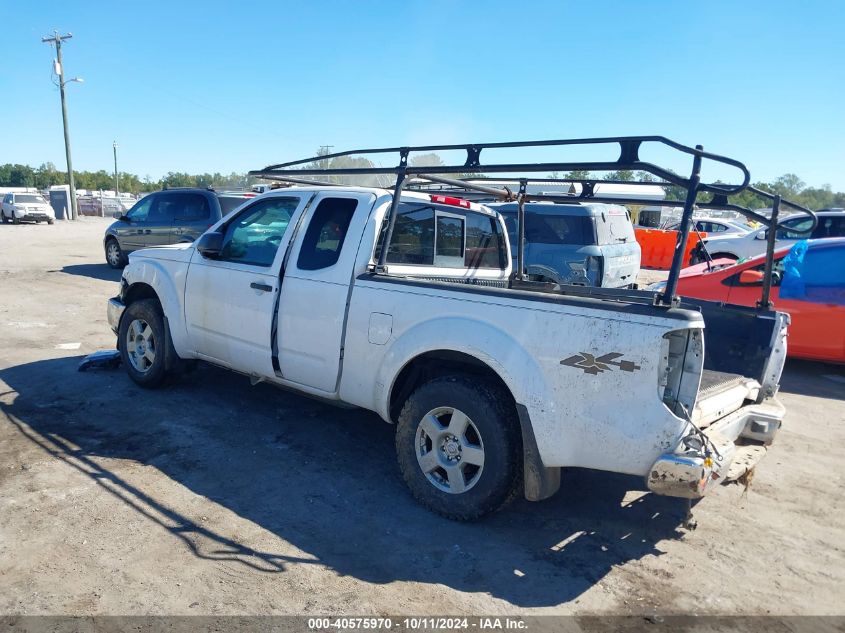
[
  {"left": 694, "top": 208, "right": 845, "bottom": 262},
  {"left": 652, "top": 238, "right": 845, "bottom": 363}
]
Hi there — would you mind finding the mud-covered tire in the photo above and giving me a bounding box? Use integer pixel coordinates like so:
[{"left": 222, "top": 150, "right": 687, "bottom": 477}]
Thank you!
[
  {"left": 395, "top": 375, "right": 522, "bottom": 521},
  {"left": 119, "top": 298, "right": 171, "bottom": 389}
]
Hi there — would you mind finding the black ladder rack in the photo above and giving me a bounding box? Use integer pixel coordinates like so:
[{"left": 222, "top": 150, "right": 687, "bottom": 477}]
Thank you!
[{"left": 249, "top": 136, "right": 816, "bottom": 308}]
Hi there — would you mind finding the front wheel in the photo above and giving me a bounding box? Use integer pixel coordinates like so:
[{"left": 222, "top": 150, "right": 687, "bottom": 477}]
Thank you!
[
  {"left": 118, "top": 299, "right": 172, "bottom": 388},
  {"left": 105, "top": 238, "right": 125, "bottom": 268},
  {"left": 395, "top": 376, "right": 522, "bottom": 521},
  {"left": 47, "top": 218, "right": 54, "bottom": 225}
]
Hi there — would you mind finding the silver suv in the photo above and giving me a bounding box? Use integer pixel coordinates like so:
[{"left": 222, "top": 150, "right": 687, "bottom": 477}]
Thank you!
[{"left": 1, "top": 192, "right": 55, "bottom": 224}]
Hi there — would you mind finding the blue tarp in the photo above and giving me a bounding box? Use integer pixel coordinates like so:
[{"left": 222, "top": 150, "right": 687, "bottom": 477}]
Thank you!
[{"left": 780, "top": 240, "right": 845, "bottom": 305}]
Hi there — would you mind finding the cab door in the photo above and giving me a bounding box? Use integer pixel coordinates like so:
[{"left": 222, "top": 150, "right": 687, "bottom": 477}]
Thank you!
[
  {"left": 276, "top": 192, "right": 375, "bottom": 393},
  {"left": 184, "top": 194, "right": 308, "bottom": 376}
]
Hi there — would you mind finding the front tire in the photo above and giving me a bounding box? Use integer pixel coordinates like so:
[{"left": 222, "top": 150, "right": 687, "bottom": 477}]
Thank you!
[
  {"left": 105, "top": 238, "right": 126, "bottom": 268},
  {"left": 395, "top": 376, "right": 522, "bottom": 521},
  {"left": 118, "top": 299, "right": 171, "bottom": 389}
]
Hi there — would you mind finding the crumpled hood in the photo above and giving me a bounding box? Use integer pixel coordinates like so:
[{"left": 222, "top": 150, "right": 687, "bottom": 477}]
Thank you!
[{"left": 128, "top": 242, "right": 195, "bottom": 264}]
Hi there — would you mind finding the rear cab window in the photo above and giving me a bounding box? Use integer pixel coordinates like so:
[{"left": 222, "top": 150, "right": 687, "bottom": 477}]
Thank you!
[{"left": 375, "top": 199, "right": 508, "bottom": 277}]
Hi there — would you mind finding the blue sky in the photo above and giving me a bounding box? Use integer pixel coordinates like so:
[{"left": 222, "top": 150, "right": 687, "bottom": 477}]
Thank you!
[{"left": 1, "top": 0, "right": 843, "bottom": 189}]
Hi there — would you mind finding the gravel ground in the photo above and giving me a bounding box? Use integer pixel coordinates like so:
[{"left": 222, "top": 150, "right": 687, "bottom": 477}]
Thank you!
[{"left": 1, "top": 217, "right": 843, "bottom": 617}]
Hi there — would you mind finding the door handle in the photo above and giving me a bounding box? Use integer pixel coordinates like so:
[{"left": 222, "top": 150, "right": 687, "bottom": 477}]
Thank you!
[{"left": 250, "top": 282, "right": 273, "bottom": 292}]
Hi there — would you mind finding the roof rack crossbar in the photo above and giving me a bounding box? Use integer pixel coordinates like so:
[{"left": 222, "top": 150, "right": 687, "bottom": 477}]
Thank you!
[{"left": 249, "top": 136, "right": 751, "bottom": 196}]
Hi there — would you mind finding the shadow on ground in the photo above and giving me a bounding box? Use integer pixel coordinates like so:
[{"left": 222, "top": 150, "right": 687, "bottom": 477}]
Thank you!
[
  {"left": 779, "top": 358, "right": 845, "bottom": 402},
  {"left": 55, "top": 264, "right": 123, "bottom": 282},
  {"left": 0, "top": 356, "right": 691, "bottom": 608}
]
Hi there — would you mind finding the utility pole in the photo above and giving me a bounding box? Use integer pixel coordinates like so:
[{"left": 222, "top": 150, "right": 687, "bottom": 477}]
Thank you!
[
  {"left": 319, "top": 145, "right": 333, "bottom": 166},
  {"left": 42, "top": 31, "right": 80, "bottom": 220},
  {"left": 113, "top": 141, "right": 119, "bottom": 197},
  {"left": 319, "top": 145, "right": 334, "bottom": 182}
]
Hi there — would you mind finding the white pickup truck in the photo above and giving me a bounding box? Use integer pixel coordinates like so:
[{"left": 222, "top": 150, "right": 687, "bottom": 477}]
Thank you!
[{"left": 107, "top": 183, "right": 789, "bottom": 520}]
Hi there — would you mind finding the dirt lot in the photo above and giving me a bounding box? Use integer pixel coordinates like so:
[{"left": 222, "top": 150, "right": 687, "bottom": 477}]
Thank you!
[{"left": 1, "top": 217, "right": 844, "bottom": 617}]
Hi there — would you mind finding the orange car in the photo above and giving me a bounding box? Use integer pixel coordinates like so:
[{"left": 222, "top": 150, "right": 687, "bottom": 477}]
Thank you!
[{"left": 650, "top": 238, "right": 845, "bottom": 363}]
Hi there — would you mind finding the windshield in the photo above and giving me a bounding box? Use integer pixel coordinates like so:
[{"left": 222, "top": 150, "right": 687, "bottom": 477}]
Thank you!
[
  {"left": 16, "top": 194, "right": 46, "bottom": 204},
  {"left": 501, "top": 212, "right": 594, "bottom": 246}
]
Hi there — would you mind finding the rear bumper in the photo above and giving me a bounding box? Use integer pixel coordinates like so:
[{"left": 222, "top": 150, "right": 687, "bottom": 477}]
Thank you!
[
  {"left": 647, "top": 397, "right": 784, "bottom": 499},
  {"left": 107, "top": 297, "right": 126, "bottom": 335}
]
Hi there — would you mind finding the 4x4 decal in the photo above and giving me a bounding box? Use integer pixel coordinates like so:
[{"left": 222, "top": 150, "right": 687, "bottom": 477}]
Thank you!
[{"left": 560, "top": 352, "right": 642, "bottom": 375}]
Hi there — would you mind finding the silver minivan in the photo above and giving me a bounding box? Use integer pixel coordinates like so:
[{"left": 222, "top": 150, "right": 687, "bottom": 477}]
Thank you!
[{"left": 492, "top": 202, "right": 641, "bottom": 288}]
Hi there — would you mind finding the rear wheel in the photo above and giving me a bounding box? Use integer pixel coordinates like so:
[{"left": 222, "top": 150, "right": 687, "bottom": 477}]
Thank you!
[
  {"left": 118, "top": 299, "right": 172, "bottom": 389},
  {"left": 395, "top": 376, "right": 522, "bottom": 521}
]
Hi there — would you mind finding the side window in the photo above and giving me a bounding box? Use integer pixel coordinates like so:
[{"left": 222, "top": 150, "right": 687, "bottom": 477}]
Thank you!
[
  {"left": 701, "top": 222, "right": 726, "bottom": 233},
  {"left": 296, "top": 197, "right": 357, "bottom": 271},
  {"left": 776, "top": 217, "right": 812, "bottom": 240},
  {"left": 434, "top": 213, "right": 465, "bottom": 267},
  {"left": 126, "top": 195, "right": 154, "bottom": 222},
  {"left": 167, "top": 193, "right": 210, "bottom": 221},
  {"left": 218, "top": 197, "right": 297, "bottom": 267},
  {"left": 465, "top": 212, "right": 505, "bottom": 269},
  {"left": 811, "top": 216, "right": 845, "bottom": 239},
  {"left": 148, "top": 194, "right": 182, "bottom": 223},
  {"left": 384, "top": 206, "right": 435, "bottom": 265}
]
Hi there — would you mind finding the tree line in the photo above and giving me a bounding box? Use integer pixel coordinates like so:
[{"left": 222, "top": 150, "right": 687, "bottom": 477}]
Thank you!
[
  {"left": 0, "top": 162, "right": 258, "bottom": 194},
  {"left": 2, "top": 154, "right": 843, "bottom": 211}
]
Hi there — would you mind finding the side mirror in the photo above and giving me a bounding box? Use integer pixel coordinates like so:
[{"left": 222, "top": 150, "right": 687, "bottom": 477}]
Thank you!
[
  {"left": 196, "top": 231, "right": 224, "bottom": 258},
  {"left": 113, "top": 211, "right": 127, "bottom": 221},
  {"left": 739, "top": 269, "right": 765, "bottom": 285},
  {"left": 755, "top": 231, "right": 768, "bottom": 240}
]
